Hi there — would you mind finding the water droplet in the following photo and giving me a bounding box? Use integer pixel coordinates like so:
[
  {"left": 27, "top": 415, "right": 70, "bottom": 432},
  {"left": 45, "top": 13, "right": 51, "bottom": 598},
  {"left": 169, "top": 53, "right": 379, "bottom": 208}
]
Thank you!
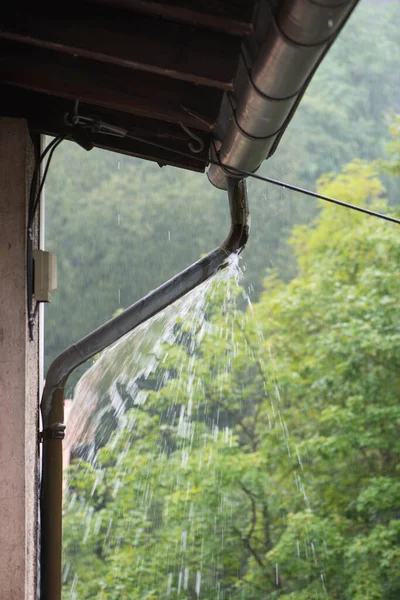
[
  {"left": 184, "top": 567, "right": 189, "bottom": 590},
  {"left": 195, "top": 571, "right": 202, "bottom": 597},
  {"left": 181, "top": 530, "right": 187, "bottom": 551},
  {"left": 321, "top": 572, "right": 328, "bottom": 596},
  {"left": 167, "top": 572, "right": 173, "bottom": 595},
  {"left": 178, "top": 570, "right": 182, "bottom": 594}
]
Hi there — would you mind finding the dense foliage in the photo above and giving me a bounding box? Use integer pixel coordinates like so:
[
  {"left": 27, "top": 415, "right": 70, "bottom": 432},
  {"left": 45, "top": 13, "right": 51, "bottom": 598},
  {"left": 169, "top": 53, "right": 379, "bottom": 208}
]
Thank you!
[
  {"left": 63, "top": 157, "right": 400, "bottom": 599},
  {"left": 45, "top": 0, "right": 400, "bottom": 383}
]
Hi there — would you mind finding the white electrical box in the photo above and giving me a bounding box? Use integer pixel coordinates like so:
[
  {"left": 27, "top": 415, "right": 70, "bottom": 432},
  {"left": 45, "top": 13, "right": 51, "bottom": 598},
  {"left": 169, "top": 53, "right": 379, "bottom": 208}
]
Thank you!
[{"left": 33, "top": 250, "right": 57, "bottom": 303}]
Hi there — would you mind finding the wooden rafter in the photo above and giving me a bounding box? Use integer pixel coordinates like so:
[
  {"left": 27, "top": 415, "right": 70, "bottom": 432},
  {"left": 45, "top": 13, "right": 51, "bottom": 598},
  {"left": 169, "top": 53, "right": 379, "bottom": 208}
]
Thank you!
[
  {"left": 0, "top": 4, "right": 241, "bottom": 89},
  {"left": 0, "top": 42, "right": 223, "bottom": 131}
]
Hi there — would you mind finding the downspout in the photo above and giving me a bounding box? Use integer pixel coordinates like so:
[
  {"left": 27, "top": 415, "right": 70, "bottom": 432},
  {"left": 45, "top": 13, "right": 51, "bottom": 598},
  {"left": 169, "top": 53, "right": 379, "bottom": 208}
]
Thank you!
[
  {"left": 39, "top": 177, "right": 249, "bottom": 600},
  {"left": 208, "top": 0, "right": 359, "bottom": 190}
]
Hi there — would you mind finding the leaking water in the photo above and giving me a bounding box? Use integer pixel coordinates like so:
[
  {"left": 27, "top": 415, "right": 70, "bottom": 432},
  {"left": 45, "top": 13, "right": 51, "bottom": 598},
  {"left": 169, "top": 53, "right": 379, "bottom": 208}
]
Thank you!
[{"left": 63, "top": 256, "right": 326, "bottom": 599}]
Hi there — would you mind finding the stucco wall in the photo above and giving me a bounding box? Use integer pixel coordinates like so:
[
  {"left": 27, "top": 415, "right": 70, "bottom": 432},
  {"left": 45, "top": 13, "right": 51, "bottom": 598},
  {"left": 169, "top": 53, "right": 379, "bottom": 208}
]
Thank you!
[{"left": 0, "top": 119, "right": 39, "bottom": 600}]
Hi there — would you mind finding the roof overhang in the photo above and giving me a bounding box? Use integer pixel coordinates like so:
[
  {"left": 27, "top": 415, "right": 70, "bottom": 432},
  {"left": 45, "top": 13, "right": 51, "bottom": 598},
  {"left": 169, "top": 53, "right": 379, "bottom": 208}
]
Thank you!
[{"left": 0, "top": 0, "right": 359, "bottom": 180}]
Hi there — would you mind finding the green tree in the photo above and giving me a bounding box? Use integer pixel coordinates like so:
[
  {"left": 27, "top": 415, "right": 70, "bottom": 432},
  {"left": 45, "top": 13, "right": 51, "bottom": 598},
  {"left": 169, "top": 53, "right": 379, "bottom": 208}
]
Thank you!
[
  {"left": 254, "top": 160, "right": 400, "bottom": 598},
  {"left": 63, "top": 157, "right": 400, "bottom": 599}
]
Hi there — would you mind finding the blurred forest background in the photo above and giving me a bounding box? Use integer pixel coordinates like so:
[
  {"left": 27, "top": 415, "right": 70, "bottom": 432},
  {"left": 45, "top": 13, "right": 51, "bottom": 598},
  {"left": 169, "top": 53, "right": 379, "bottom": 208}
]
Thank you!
[
  {"left": 43, "top": 0, "right": 400, "bottom": 598},
  {"left": 46, "top": 0, "right": 399, "bottom": 391}
]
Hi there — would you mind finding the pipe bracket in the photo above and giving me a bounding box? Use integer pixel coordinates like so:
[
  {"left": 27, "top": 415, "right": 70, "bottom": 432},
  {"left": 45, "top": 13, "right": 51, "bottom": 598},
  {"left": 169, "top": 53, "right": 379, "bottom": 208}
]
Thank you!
[{"left": 40, "top": 423, "right": 66, "bottom": 442}]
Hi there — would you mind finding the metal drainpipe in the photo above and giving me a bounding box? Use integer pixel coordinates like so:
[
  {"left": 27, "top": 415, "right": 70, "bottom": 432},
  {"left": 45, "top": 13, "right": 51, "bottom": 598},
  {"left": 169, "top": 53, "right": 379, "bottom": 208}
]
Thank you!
[
  {"left": 39, "top": 177, "right": 249, "bottom": 600},
  {"left": 208, "top": 0, "right": 359, "bottom": 189}
]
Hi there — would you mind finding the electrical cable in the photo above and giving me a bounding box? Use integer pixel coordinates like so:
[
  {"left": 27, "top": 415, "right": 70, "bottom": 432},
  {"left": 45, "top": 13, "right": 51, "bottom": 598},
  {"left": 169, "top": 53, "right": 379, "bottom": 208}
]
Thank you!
[
  {"left": 28, "top": 135, "right": 65, "bottom": 231},
  {"left": 212, "top": 160, "right": 400, "bottom": 226},
  {"left": 122, "top": 129, "right": 400, "bottom": 226},
  {"left": 28, "top": 137, "right": 58, "bottom": 228},
  {"left": 67, "top": 110, "right": 399, "bottom": 226},
  {"left": 27, "top": 135, "right": 65, "bottom": 341}
]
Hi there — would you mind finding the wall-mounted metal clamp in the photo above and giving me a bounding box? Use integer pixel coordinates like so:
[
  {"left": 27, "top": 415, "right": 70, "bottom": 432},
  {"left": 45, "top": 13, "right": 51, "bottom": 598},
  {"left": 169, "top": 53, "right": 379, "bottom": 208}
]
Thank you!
[{"left": 40, "top": 423, "right": 66, "bottom": 442}]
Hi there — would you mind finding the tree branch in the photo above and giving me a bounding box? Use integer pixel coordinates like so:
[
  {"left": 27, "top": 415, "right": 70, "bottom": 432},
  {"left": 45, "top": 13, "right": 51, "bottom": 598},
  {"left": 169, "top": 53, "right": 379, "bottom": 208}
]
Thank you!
[{"left": 233, "top": 525, "right": 264, "bottom": 567}]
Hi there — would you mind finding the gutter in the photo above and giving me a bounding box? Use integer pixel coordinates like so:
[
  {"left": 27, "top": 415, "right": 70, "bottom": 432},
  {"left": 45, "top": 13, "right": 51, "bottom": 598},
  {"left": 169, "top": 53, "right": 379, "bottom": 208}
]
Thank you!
[
  {"left": 208, "top": 0, "right": 359, "bottom": 189},
  {"left": 39, "top": 177, "right": 249, "bottom": 600}
]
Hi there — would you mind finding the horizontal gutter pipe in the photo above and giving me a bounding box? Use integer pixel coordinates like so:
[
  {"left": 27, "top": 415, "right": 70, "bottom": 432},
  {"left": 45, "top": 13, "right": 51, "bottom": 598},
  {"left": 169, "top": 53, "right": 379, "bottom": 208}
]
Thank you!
[
  {"left": 39, "top": 177, "right": 249, "bottom": 600},
  {"left": 208, "top": 0, "right": 359, "bottom": 189}
]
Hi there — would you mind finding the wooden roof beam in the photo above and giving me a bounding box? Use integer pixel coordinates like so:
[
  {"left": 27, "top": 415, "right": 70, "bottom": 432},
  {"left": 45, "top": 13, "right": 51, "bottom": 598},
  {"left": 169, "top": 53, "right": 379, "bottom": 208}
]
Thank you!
[
  {"left": 0, "top": 42, "right": 223, "bottom": 132},
  {"left": 88, "top": 0, "right": 256, "bottom": 36},
  {"left": 0, "top": 85, "right": 209, "bottom": 171},
  {"left": 0, "top": 4, "right": 241, "bottom": 90}
]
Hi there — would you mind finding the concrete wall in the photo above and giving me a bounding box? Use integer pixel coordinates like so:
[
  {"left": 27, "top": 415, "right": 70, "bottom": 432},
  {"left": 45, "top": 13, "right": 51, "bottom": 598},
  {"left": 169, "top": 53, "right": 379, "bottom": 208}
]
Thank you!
[{"left": 0, "top": 119, "right": 40, "bottom": 600}]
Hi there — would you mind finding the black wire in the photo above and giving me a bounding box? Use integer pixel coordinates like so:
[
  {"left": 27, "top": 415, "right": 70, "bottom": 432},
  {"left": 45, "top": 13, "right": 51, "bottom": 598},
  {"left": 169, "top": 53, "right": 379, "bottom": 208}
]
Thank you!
[
  {"left": 212, "top": 161, "right": 400, "bottom": 226},
  {"left": 122, "top": 129, "right": 400, "bottom": 226},
  {"left": 28, "top": 135, "right": 65, "bottom": 231},
  {"left": 28, "top": 135, "right": 61, "bottom": 231},
  {"left": 27, "top": 135, "right": 65, "bottom": 341},
  {"left": 66, "top": 108, "right": 399, "bottom": 225}
]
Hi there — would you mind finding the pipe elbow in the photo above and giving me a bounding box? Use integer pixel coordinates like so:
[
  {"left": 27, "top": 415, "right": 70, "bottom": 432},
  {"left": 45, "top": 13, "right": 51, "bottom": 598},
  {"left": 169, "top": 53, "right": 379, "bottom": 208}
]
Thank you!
[{"left": 222, "top": 178, "right": 250, "bottom": 255}]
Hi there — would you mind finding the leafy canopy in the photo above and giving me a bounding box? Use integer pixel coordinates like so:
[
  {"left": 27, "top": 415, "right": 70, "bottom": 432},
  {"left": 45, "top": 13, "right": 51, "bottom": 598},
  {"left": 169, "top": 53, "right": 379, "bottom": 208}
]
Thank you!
[{"left": 63, "top": 155, "right": 400, "bottom": 599}]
